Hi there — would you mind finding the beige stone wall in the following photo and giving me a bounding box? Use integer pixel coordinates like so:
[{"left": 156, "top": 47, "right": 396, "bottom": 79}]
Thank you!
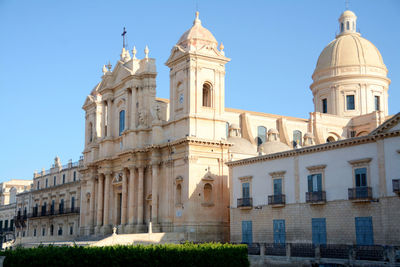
[{"left": 231, "top": 197, "right": 400, "bottom": 245}]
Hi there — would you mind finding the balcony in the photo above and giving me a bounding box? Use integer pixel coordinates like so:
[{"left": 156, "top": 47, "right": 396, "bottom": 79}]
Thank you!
[
  {"left": 27, "top": 207, "right": 80, "bottom": 218},
  {"left": 306, "top": 191, "right": 326, "bottom": 204},
  {"left": 348, "top": 187, "right": 372, "bottom": 202},
  {"left": 393, "top": 179, "right": 400, "bottom": 195},
  {"left": 268, "top": 194, "right": 286, "bottom": 207},
  {"left": 237, "top": 198, "right": 253, "bottom": 209}
]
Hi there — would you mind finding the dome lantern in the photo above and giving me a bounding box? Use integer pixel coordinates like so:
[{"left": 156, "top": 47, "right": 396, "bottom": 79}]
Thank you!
[{"left": 338, "top": 10, "right": 357, "bottom": 36}]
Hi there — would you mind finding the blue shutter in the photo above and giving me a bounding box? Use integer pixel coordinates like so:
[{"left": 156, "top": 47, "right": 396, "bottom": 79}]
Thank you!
[
  {"left": 355, "top": 217, "right": 373, "bottom": 245},
  {"left": 355, "top": 168, "right": 367, "bottom": 187},
  {"left": 308, "top": 175, "right": 313, "bottom": 192},
  {"left": 273, "top": 220, "right": 286, "bottom": 244},
  {"left": 242, "top": 221, "right": 252, "bottom": 244},
  {"left": 317, "top": 174, "right": 322, "bottom": 192},
  {"left": 274, "top": 179, "right": 282, "bottom": 195},
  {"left": 119, "top": 110, "right": 125, "bottom": 136},
  {"left": 242, "top": 183, "right": 250, "bottom": 198},
  {"left": 312, "top": 218, "right": 327, "bottom": 245}
]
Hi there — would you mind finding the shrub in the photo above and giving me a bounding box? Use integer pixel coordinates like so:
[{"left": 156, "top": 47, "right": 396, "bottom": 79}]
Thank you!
[{"left": 0, "top": 242, "right": 249, "bottom": 267}]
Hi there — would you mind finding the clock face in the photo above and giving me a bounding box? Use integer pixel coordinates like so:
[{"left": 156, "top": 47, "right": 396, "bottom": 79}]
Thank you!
[{"left": 179, "top": 93, "right": 184, "bottom": 104}]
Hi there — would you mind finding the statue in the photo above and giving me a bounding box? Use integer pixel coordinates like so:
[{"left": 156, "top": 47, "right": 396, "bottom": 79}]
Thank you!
[
  {"left": 138, "top": 110, "right": 147, "bottom": 127},
  {"left": 151, "top": 104, "right": 162, "bottom": 122}
]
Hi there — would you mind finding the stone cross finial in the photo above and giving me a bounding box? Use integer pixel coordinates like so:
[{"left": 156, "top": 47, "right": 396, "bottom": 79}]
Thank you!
[
  {"left": 132, "top": 46, "right": 137, "bottom": 59},
  {"left": 144, "top": 45, "right": 149, "bottom": 59}
]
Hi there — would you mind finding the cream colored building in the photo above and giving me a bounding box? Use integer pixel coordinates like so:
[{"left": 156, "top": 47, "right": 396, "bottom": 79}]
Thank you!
[
  {"left": 79, "top": 9, "right": 391, "bottom": 242},
  {"left": 228, "top": 113, "right": 400, "bottom": 245},
  {"left": 0, "top": 179, "right": 31, "bottom": 236},
  {"left": 15, "top": 157, "right": 82, "bottom": 243}
]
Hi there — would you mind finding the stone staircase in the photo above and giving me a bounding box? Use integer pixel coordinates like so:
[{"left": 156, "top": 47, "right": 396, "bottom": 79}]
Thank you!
[{"left": 90, "top": 232, "right": 187, "bottom": 247}]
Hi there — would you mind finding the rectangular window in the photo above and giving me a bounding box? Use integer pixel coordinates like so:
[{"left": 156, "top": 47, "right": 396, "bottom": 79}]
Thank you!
[
  {"left": 10, "top": 219, "right": 14, "bottom": 231},
  {"left": 346, "top": 95, "right": 355, "bottom": 110},
  {"left": 42, "top": 228, "right": 46, "bottom": 236},
  {"left": 71, "top": 196, "right": 75, "bottom": 210},
  {"left": 62, "top": 174, "right": 65, "bottom": 184},
  {"left": 273, "top": 179, "right": 282, "bottom": 195},
  {"left": 33, "top": 228, "right": 36, "bottom": 237},
  {"left": 46, "top": 179, "right": 48, "bottom": 188},
  {"left": 355, "top": 168, "right": 367, "bottom": 187},
  {"left": 119, "top": 110, "right": 125, "bottom": 136},
  {"left": 355, "top": 217, "right": 373, "bottom": 245},
  {"left": 73, "top": 171, "right": 76, "bottom": 181},
  {"left": 5, "top": 220, "right": 8, "bottom": 229},
  {"left": 273, "top": 219, "right": 286, "bottom": 244},
  {"left": 322, "top": 98, "right": 327, "bottom": 113},
  {"left": 308, "top": 174, "right": 322, "bottom": 192},
  {"left": 54, "top": 176, "right": 56, "bottom": 186},
  {"left": 37, "top": 181, "right": 40, "bottom": 190},
  {"left": 242, "top": 183, "right": 250, "bottom": 198},
  {"left": 312, "top": 218, "right": 327, "bottom": 245},
  {"left": 241, "top": 220, "right": 253, "bottom": 244},
  {"left": 58, "top": 226, "right": 63, "bottom": 236},
  {"left": 375, "top": 96, "right": 380, "bottom": 111},
  {"left": 0, "top": 221, "right": 3, "bottom": 229},
  {"left": 70, "top": 226, "right": 73, "bottom": 235}
]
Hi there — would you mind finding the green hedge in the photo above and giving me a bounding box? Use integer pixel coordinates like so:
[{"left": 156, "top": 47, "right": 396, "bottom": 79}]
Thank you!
[{"left": 0, "top": 242, "right": 249, "bottom": 267}]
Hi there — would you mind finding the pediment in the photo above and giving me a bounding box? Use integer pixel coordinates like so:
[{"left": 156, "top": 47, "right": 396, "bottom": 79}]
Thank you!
[
  {"left": 202, "top": 171, "right": 215, "bottom": 182},
  {"left": 165, "top": 45, "right": 187, "bottom": 66},
  {"left": 82, "top": 95, "right": 95, "bottom": 109},
  {"left": 100, "top": 62, "right": 132, "bottom": 91},
  {"left": 369, "top": 112, "right": 400, "bottom": 135}
]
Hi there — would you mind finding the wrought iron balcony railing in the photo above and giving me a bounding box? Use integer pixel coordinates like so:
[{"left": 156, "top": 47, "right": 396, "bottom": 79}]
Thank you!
[
  {"left": 27, "top": 207, "right": 80, "bottom": 218},
  {"left": 268, "top": 194, "right": 286, "bottom": 205},
  {"left": 306, "top": 191, "right": 326, "bottom": 203},
  {"left": 348, "top": 187, "right": 372, "bottom": 201},
  {"left": 237, "top": 198, "right": 253, "bottom": 208}
]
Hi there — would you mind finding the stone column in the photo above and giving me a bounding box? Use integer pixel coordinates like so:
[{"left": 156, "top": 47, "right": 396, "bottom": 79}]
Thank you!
[
  {"left": 128, "top": 166, "right": 135, "bottom": 224},
  {"left": 151, "top": 163, "right": 159, "bottom": 224},
  {"left": 90, "top": 179, "right": 96, "bottom": 227},
  {"left": 137, "top": 167, "right": 144, "bottom": 225},
  {"left": 107, "top": 99, "right": 113, "bottom": 137},
  {"left": 121, "top": 170, "right": 128, "bottom": 225},
  {"left": 96, "top": 175, "right": 104, "bottom": 226},
  {"left": 103, "top": 172, "right": 112, "bottom": 226}
]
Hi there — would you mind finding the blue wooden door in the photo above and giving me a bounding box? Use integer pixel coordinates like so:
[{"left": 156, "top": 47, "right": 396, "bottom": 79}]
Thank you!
[
  {"left": 273, "top": 220, "right": 286, "bottom": 244},
  {"left": 312, "top": 218, "right": 327, "bottom": 245},
  {"left": 242, "top": 221, "right": 252, "bottom": 244},
  {"left": 355, "top": 217, "right": 373, "bottom": 245}
]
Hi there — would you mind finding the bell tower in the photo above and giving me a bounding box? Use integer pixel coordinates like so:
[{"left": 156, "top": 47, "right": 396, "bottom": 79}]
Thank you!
[{"left": 166, "top": 12, "right": 230, "bottom": 140}]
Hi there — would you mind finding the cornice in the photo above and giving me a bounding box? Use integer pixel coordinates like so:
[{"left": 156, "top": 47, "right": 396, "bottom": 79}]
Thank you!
[
  {"left": 310, "top": 73, "right": 391, "bottom": 89},
  {"left": 226, "top": 130, "right": 400, "bottom": 167}
]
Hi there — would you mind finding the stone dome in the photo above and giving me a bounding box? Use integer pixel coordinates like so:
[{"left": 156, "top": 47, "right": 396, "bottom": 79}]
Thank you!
[
  {"left": 312, "top": 10, "right": 387, "bottom": 81},
  {"left": 313, "top": 34, "right": 387, "bottom": 77},
  {"left": 260, "top": 140, "right": 291, "bottom": 155},
  {"left": 228, "top": 137, "right": 257, "bottom": 154},
  {"left": 177, "top": 12, "right": 218, "bottom": 48}
]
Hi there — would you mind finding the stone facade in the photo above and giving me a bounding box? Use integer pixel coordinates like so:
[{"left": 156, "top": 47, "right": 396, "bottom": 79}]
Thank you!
[
  {"left": 78, "top": 10, "right": 392, "bottom": 242},
  {"left": 14, "top": 157, "right": 82, "bottom": 244},
  {"left": 228, "top": 114, "right": 400, "bottom": 245}
]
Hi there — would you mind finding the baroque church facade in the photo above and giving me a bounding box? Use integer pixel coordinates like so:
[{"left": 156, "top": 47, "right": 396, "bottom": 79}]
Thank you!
[{"left": 78, "top": 10, "right": 391, "bottom": 242}]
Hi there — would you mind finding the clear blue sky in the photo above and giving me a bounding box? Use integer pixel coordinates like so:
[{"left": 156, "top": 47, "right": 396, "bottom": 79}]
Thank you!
[{"left": 0, "top": 0, "right": 399, "bottom": 181}]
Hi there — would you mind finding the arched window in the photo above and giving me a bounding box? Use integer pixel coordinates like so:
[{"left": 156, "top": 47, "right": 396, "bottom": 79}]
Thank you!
[
  {"left": 293, "top": 130, "right": 302, "bottom": 148},
  {"left": 89, "top": 122, "right": 93, "bottom": 143},
  {"left": 176, "top": 184, "right": 182, "bottom": 204},
  {"left": 326, "top": 136, "right": 335, "bottom": 143},
  {"left": 204, "top": 183, "right": 212, "bottom": 203},
  {"left": 341, "top": 23, "right": 344, "bottom": 32},
  {"left": 119, "top": 110, "right": 125, "bottom": 136},
  {"left": 202, "top": 83, "right": 212, "bottom": 107},
  {"left": 346, "top": 21, "right": 350, "bottom": 30},
  {"left": 257, "top": 126, "right": 267, "bottom": 146},
  {"left": 50, "top": 224, "right": 54, "bottom": 236}
]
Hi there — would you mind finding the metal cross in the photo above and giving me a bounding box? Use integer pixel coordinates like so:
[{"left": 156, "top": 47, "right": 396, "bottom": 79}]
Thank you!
[
  {"left": 345, "top": 0, "right": 349, "bottom": 10},
  {"left": 121, "top": 27, "right": 127, "bottom": 49}
]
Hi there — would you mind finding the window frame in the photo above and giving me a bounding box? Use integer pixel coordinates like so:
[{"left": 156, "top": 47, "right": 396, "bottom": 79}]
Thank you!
[
  {"left": 306, "top": 165, "right": 326, "bottom": 193},
  {"left": 119, "top": 109, "right": 126, "bottom": 136},
  {"left": 348, "top": 158, "right": 372, "bottom": 188},
  {"left": 346, "top": 95, "right": 355, "bottom": 110}
]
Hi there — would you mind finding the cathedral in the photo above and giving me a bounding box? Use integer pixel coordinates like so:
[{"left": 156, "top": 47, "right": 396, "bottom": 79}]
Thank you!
[{"left": 78, "top": 9, "right": 391, "bottom": 243}]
